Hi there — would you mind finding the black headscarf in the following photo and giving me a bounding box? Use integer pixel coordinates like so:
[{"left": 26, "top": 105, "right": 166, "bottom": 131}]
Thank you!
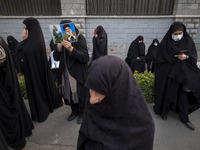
[
  {"left": 78, "top": 56, "right": 155, "bottom": 150},
  {"left": 0, "top": 36, "right": 33, "bottom": 149},
  {"left": 92, "top": 25, "right": 108, "bottom": 60},
  {"left": 154, "top": 22, "right": 200, "bottom": 115},
  {"left": 7, "top": 36, "right": 19, "bottom": 54},
  {"left": 22, "top": 17, "right": 60, "bottom": 122}
]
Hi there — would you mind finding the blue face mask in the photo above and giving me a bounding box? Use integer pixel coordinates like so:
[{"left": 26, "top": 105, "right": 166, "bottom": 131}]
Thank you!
[{"left": 154, "top": 43, "right": 158, "bottom": 46}]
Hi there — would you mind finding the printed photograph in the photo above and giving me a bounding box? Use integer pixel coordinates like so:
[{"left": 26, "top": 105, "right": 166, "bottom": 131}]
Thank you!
[{"left": 49, "top": 24, "right": 63, "bottom": 44}]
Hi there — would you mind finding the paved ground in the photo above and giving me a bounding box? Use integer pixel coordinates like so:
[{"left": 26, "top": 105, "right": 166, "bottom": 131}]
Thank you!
[{"left": 24, "top": 104, "right": 200, "bottom": 150}]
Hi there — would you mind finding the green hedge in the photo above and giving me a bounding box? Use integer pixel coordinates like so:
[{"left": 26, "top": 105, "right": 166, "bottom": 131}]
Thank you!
[
  {"left": 17, "top": 74, "right": 28, "bottom": 99},
  {"left": 134, "top": 71, "right": 155, "bottom": 103},
  {"left": 17, "top": 71, "right": 155, "bottom": 103}
]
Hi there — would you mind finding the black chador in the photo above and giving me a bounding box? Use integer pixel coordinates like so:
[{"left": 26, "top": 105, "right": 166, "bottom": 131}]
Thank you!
[
  {"left": 7, "top": 36, "right": 19, "bottom": 71},
  {"left": 92, "top": 25, "right": 108, "bottom": 60},
  {"left": 22, "top": 17, "right": 62, "bottom": 122},
  {"left": 154, "top": 22, "right": 200, "bottom": 130},
  {"left": 78, "top": 56, "right": 155, "bottom": 150},
  {"left": 145, "top": 39, "right": 159, "bottom": 73},
  {"left": 0, "top": 129, "right": 8, "bottom": 150},
  {"left": 125, "top": 36, "right": 146, "bottom": 73},
  {"left": 0, "top": 36, "right": 34, "bottom": 149}
]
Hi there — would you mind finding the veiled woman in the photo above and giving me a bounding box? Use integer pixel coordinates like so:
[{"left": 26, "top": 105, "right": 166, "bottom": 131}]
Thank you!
[
  {"left": 145, "top": 39, "right": 159, "bottom": 73},
  {"left": 154, "top": 22, "right": 200, "bottom": 130},
  {"left": 7, "top": 35, "right": 19, "bottom": 71},
  {"left": 53, "top": 20, "right": 89, "bottom": 124},
  {"left": 0, "top": 36, "right": 33, "bottom": 150},
  {"left": 21, "top": 17, "right": 62, "bottom": 122},
  {"left": 78, "top": 56, "right": 155, "bottom": 150},
  {"left": 125, "top": 36, "right": 146, "bottom": 73},
  {"left": 92, "top": 25, "right": 108, "bottom": 60}
]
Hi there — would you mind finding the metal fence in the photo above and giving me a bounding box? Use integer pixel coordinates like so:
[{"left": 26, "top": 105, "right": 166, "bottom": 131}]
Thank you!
[
  {"left": 0, "top": 0, "right": 61, "bottom": 16},
  {"left": 86, "top": 0, "right": 175, "bottom": 15}
]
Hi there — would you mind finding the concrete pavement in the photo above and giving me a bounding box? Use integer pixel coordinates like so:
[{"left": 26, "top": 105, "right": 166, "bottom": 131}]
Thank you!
[{"left": 24, "top": 104, "right": 200, "bottom": 150}]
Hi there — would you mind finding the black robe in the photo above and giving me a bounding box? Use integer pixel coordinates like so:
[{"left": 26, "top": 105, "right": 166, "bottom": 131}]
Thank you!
[
  {"left": 78, "top": 56, "right": 155, "bottom": 150},
  {"left": 154, "top": 22, "right": 200, "bottom": 116},
  {"left": 0, "top": 129, "right": 8, "bottom": 150},
  {"left": 53, "top": 20, "right": 89, "bottom": 107},
  {"left": 22, "top": 17, "right": 61, "bottom": 122},
  {"left": 0, "top": 36, "right": 33, "bottom": 150},
  {"left": 145, "top": 39, "right": 159, "bottom": 73},
  {"left": 92, "top": 26, "right": 108, "bottom": 60},
  {"left": 125, "top": 36, "right": 146, "bottom": 73},
  {"left": 15, "top": 41, "right": 24, "bottom": 73}
]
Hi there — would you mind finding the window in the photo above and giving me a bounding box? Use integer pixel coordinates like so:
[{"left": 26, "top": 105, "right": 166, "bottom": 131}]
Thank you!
[
  {"left": 86, "top": 0, "right": 175, "bottom": 15},
  {"left": 0, "top": 0, "right": 61, "bottom": 16}
]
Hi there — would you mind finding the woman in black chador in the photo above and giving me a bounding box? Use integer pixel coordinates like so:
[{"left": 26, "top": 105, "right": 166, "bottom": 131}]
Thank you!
[
  {"left": 154, "top": 22, "right": 200, "bottom": 130},
  {"left": 0, "top": 36, "right": 33, "bottom": 150},
  {"left": 78, "top": 56, "right": 155, "bottom": 150},
  {"left": 145, "top": 38, "right": 159, "bottom": 73},
  {"left": 125, "top": 35, "right": 146, "bottom": 73},
  {"left": 92, "top": 25, "right": 107, "bottom": 60},
  {"left": 7, "top": 35, "right": 19, "bottom": 71},
  {"left": 53, "top": 20, "right": 89, "bottom": 124},
  {"left": 21, "top": 17, "right": 62, "bottom": 122}
]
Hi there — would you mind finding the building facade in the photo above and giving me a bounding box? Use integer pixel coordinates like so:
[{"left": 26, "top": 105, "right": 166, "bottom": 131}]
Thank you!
[{"left": 0, "top": 0, "right": 200, "bottom": 60}]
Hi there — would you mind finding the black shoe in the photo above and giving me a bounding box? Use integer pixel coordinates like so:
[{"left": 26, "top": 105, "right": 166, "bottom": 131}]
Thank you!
[
  {"left": 183, "top": 121, "right": 195, "bottom": 130},
  {"left": 161, "top": 114, "right": 167, "bottom": 120},
  {"left": 77, "top": 115, "right": 83, "bottom": 124},
  {"left": 68, "top": 113, "right": 79, "bottom": 121}
]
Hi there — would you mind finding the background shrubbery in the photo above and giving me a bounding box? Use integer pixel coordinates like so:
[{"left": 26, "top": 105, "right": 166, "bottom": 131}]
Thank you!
[
  {"left": 17, "top": 71, "right": 155, "bottom": 103},
  {"left": 134, "top": 71, "right": 155, "bottom": 103},
  {"left": 17, "top": 74, "right": 28, "bottom": 99}
]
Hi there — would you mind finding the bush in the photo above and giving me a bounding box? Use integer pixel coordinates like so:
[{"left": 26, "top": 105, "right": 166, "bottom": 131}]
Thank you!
[
  {"left": 17, "top": 73, "right": 28, "bottom": 99},
  {"left": 134, "top": 71, "right": 154, "bottom": 103}
]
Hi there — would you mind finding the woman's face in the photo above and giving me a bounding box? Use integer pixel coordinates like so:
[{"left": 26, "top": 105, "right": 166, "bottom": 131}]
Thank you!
[
  {"left": 22, "top": 25, "right": 28, "bottom": 40},
  {"left": 171, "top": 30, "right": 183, "bottom": 41},
  {"left": 89, "top": 89, "right": 105, "bottom": 104}
]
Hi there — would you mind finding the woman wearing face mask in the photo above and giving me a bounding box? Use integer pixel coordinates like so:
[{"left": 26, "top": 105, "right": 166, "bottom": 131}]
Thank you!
[
  {"left": 77, "top": 56, "right": 155, "bottom": 150},
  {"left": 145, "top": 39, "right": 159, "bottom": 73},
  {"left": 125, "top": 36, "right": 146, "bottom": 73},
  {"left": 154, "top": 22, "right": 200, "bottom": 130}
]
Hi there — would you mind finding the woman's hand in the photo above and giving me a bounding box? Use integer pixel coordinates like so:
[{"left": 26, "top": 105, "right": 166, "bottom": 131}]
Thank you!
[
  {"left": 136, "top": 57, "right": 140, "bottom": 60},
  {"left": 94, "top": 34, "right": 98, "bottom": 38},
  {"left": 174, "top": 53, "right": 187, "bottom": 60},
  {"left": 61, "top": 40, "right": 73, "bottom": 52},
  {"left": 57, "top": 43, "right": 62, "bottom": 52}
]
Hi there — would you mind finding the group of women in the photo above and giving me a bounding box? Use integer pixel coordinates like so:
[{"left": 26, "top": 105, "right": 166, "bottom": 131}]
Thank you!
[
  {"left": 0, "top": 17, "right": 200, "bottom": 150},
  {"left": 125, "top": 36, "right": 159, "bottom": 73}
]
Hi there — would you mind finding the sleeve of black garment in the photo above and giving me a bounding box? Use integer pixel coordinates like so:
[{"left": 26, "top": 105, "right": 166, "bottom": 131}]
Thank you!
[
  {"left": 70, "top": 35, "right": 89, "bottom": 63},
  {"left": 92, "top": 37, "right": 97, "bottom": 60},
  {"left": 95, "top": 37, "right": 106, "bottom": 54},
  {"left": 53, "top": 45, "right": 62, "bottom": 61},
  {"left": 186, "top": 39, "right": 197, "bottom": 64},
  {"left": 49, "top": 39, "right": 57, "bottom": 52}
]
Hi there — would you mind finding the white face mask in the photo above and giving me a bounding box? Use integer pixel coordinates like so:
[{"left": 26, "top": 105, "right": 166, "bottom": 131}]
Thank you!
[
  {"left": 154, "top": 43, "right": 158, "bottom": 46},
  {"left": 172, "top": 34, "right": 183, "bottom": 41}
]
